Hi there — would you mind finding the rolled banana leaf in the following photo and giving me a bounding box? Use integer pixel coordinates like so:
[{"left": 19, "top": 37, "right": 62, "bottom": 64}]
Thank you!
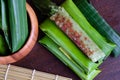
[
  {"left": 40, "top": 19, "right": 102, "bottom": 73},
  {"left": 73, "top": 0, "right": 120, "bottom": 57},
  {"left": 61, "top": 0, "right": 116, "bottom": 58},
  {"left": 39, "top": 36, "right": 101, "bottom": 80},
  {"left": 50, "top": 7, "right": 105, "bottom": 62}
]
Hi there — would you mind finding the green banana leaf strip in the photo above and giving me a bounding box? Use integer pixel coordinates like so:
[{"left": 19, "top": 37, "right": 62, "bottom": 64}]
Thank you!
[
  {"left": 39, "top": 36, "right": 101, "bottom": 80},
  {"left": 1, "top": 0, "right": 11, "bottom": 50},
  {"left": 0, "top": 34, "right": 9, "bottom": 55},
  {"left": 73, "top": 0, "right": 120, "bottom": 57},
  {"left": 8, "top": 0, "right": 28, "bottom": 52},
  {"left": 61, "top": 0, "right": 116, "bottom": 58},
  {"left": 0, "top": 1, "right": 1, "bottom": 29},
  {"left": 40, "top": 19, "right": 102, "bottom": 73}
]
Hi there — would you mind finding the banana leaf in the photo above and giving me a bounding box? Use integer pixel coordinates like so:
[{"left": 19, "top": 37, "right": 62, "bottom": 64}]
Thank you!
[
  {"left": 8, "top": 0, "right": 28, "bottom": 52},
  {"left": 0, "top": 1, "right": 2, "bottom": 29},
  {"left": 50, "top": 7, "right": 105, "bottom": 62},
  {"left": 61, "top": 0, "right": 116, "bottom": 58},
  {"left": 40, "top": 19, "right": 103, "bottom": 73},
  {"left": 0, "top": 34, "right": 9, "bottom": 55},
  {"left": 1, "top": 0, "right": 11, "bottom": 50},
  {"left": 73, "top": 0, "right": 120, "bottom": 57},
  {"left": 39, "top": 36, "right": 101, "bottom": 80}
]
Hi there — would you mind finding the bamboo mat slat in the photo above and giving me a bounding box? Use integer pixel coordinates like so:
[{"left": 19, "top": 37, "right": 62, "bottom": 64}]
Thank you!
[{"left": 0, "top": 64, "right": 72, "bottom": 80}]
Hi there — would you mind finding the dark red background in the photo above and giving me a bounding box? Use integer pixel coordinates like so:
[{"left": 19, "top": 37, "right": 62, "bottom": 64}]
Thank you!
[{"left": 13, "top": 0, "right": 120, "bottom": 80}]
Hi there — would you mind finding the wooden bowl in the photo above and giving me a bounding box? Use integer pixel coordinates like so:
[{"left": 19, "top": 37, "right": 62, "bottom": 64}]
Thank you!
[{"left": 0, "top": 3, "right": 38, "bottom": 64}]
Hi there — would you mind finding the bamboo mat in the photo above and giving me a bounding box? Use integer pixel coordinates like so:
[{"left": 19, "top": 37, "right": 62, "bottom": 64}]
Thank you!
[{"left": 0, "top": 64, "right": 72, "bottom": 80}]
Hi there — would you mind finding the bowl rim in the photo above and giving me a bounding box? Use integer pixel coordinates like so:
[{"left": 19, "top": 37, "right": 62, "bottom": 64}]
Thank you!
[{"left": 0, "top": 3, "right": 38, "bottom": 64}]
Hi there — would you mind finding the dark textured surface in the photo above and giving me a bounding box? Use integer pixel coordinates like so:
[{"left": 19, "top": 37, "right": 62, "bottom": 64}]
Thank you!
[{"left": 13, "top": 0, "right": 120, "bottom": 80}]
